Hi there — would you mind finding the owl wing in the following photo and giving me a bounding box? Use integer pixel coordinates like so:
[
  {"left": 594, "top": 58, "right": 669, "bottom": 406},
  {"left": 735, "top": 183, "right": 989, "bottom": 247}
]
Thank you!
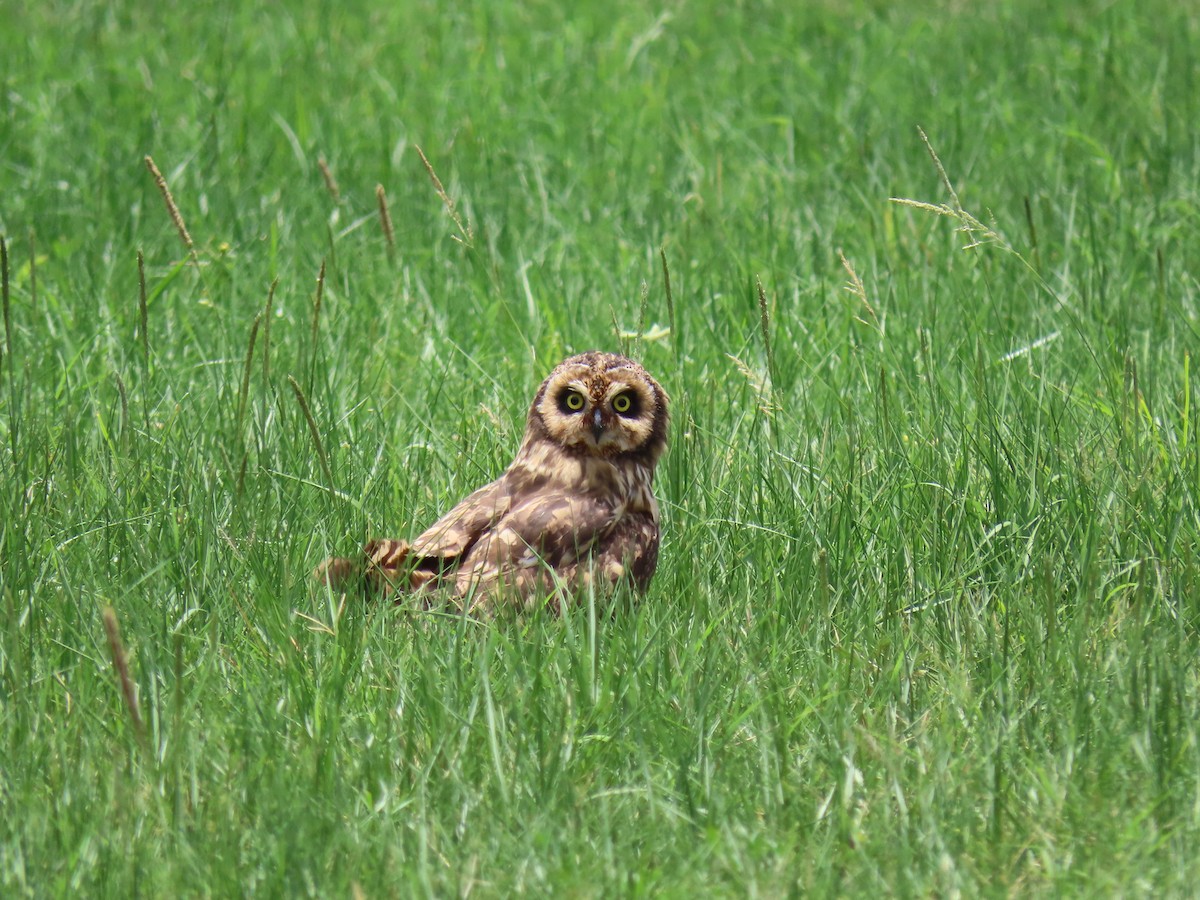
[
  {"left": 591, "top": 509, "right": 659, "bottom": 591},
  {"left": 453, "top": 492, "right": 656, "bottom": 602},
  {"left": 410, "top": 476, "right": 514, "bottom": 563},
  {"left": 316, "top": 477, "right": 513, "bottom": 599}
]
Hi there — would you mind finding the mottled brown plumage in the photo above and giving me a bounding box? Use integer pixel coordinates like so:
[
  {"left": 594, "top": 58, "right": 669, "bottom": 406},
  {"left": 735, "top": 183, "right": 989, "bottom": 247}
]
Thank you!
[{"left": 316, "top": 351, "right": 668, "bottom": 611}]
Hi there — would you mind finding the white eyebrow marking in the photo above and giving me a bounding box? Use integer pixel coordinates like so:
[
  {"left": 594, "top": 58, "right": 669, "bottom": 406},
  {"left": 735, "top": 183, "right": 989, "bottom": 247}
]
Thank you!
[{"left": 604, "top": 378, "right": 650, "bottom": 402}]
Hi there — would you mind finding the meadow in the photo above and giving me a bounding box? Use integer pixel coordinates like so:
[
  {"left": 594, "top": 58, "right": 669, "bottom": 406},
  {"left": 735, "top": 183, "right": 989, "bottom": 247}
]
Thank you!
[{"left": 2, "top": 0, "right": 1199, "bottom": 895}]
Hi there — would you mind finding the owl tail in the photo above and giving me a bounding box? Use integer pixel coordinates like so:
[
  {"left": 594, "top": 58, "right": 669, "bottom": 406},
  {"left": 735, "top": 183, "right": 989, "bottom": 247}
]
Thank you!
[{"left": 314, "top": 538, "right": 423, "bottom": 599}]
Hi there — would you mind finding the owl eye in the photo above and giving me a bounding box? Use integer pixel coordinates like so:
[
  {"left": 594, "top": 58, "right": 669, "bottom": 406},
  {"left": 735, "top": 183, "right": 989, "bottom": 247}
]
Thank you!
[
  {"left": 563, "top": 390, "right": 586, "bottom": 412},
  {"left": 612, "top": 392, "right": 635, "bottom": 415}
]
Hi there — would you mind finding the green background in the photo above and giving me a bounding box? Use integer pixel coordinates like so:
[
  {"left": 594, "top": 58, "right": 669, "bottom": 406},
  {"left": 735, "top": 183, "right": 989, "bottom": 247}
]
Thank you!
[{"left": 2, "top": 0, "right": 1198, "bottom": 895}]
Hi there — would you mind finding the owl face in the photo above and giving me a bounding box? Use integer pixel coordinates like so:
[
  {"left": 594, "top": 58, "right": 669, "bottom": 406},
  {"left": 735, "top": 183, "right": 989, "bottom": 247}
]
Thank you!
[{"left": 530, "top": 351, "right": 667, "bottom": 460}]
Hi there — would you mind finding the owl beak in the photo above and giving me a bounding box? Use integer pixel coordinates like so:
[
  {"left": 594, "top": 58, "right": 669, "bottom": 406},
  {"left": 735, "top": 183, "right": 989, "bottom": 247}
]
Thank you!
[{"left": 591, "top": 408, "right": 606, "bottom": 441}]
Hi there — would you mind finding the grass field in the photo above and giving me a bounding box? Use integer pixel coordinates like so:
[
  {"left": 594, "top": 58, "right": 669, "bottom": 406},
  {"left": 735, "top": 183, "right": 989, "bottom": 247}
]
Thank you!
[{"left": 3, "top": 0, "right": 1200, "bottom": 895}]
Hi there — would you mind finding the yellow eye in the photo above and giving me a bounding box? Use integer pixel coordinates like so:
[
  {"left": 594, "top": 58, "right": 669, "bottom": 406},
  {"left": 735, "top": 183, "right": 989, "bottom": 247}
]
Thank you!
[
  {"left": 612, "top": 393, "right": 632, "bottom": 414},
  {"left": 564, "top": 391, "right": 585, "bottom": 411}
]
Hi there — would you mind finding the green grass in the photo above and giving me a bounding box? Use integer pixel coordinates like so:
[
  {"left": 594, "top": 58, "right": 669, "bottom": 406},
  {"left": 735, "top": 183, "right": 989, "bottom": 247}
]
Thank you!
[{"left": 3, "top": 0, "right": 1199, "bottom": 895}]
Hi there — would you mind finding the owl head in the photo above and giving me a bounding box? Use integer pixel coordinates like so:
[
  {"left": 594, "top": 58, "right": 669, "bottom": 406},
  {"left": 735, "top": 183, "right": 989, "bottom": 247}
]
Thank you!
[{"left": 526, "top": 351, "right": 668, "bottom": 462}]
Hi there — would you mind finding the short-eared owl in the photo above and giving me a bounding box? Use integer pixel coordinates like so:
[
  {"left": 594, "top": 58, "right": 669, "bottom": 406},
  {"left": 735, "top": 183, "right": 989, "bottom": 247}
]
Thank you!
[{"left": 317, "top": 351, "right": 668, "bottom": 610}]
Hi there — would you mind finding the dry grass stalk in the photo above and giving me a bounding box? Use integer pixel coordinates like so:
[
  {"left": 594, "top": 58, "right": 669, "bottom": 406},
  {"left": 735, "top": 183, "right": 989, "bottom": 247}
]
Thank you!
[
  {"left": 102, "top": 606, "right": 147, "bottom": 750},
  {"left": 415, "top": 144, "right": 474, "bottom": 247},
  {"left": 318, "top": 156, "right": 340, "bottom": 202},
  {"left": 890, "top": 126, "right": 1066, "bottom": 316},
  {"left": 375, "top": 184, "right": 395, "bottom": 254},
  {"left": 235, "top": 450, "right": 249, "bottom": 498},
  {"left": 755, "top": 275, "right": 776, "bottom": 385},
  {"left": 638, "top": 280, "right": 649, "bottom": 349},
  {"left": 1023, "top": 196, "right": 1039, "bottom": 255},
  {"left": 261, "top": 277, "right": 278, "bottom": 382},
  {"left": 839, "top": 251, "right": 879, "bottom": 328},
  {"left": 889, "top": 127, "right": 1006, "bottom": 252},
  {"left": 818, "top": 548, "right": 831, "bottom": 612},
  {"left": 610, "top": 306, "right": 626, "bottom": 354},
  {"left": 1, "top": 236, "right": 10, "bottom": 363},
  {"left": 310, "top": 259, "right": 326, "bottom": 353},
  {"left": 115, "top": 371, "right": 129, "bottom": 453},
  {"left": 919, "top": 125, "right": 961, "bottom": 211},
  {"left": 660, "top": 248, "right": 675, "bottom": 341},
  {"left": 137, "top": 250, "right": 149, "bottom": 369},
  {"left": 144, "top": 155, "right": 196, "bottom": 256},
  {"left": 236, "top": 313, "right": 261, "bottom": 446},
  {"left": 288, "top": 374, "right": 334, "bottom": 488},
  {"left": 727, "top": 352, "right": 777, "bottom": 417}
]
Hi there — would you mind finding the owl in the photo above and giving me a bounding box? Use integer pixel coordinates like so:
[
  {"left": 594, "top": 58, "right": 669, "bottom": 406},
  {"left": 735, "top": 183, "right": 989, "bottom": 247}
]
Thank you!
[{"left": 317, "top": 351, "right": 669, "bottom": 612}]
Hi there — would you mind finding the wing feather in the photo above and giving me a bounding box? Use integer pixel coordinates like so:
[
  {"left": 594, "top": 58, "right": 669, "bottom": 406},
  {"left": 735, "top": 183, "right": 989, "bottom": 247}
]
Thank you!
[
  {"left": 454, "top": 491, "right": 624, "bottom": 597},
  {"left": 409, "top": 476, "right": 513, "bottom": 561},
  {"left": 592, "top": 510, "right": 660, "bottom": 590}
]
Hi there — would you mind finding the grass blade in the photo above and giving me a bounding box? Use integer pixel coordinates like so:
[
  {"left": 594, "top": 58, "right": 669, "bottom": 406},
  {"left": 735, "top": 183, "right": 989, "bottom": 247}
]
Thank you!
[{"left": 289, "top": 374, "right": 333, "bottom": 489}]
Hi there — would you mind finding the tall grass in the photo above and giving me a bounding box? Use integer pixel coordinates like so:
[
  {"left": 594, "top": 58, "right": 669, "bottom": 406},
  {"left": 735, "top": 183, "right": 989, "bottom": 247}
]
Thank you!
[{"left": 2, "top": 0, "right": 1198, "bottom": 894}]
